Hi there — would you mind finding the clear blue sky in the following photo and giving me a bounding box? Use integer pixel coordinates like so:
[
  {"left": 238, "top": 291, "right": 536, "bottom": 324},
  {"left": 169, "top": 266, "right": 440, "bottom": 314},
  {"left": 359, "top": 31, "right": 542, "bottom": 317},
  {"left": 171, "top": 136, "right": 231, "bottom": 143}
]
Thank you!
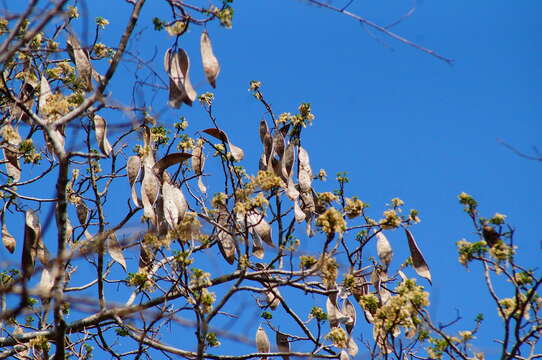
[{"left": 3, "top": 0, "right": 541, "bottom": 357}]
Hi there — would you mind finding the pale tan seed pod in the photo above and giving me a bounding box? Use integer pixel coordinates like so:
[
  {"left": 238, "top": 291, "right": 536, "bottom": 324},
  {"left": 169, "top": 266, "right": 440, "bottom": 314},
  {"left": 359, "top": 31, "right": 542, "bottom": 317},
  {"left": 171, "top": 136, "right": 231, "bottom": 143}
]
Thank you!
[
  {"left": 256, "top": 326, "right": 270, "bottom": 360},
  {"left": 275, "top": 331, "right": 290, "bottom": 360},
  {"left": 67, "top": 34, "right": 92, "bottom": 91},
  {"left": 2, "top": 223, "right": 16, "bottom": 253},
  {"left": 164, "top": 48, "right": 197, "bottom": 108},
  {"left": 141, "top": 166, "right": 160, "bottom": 222},
  {"left": 405, "top": 229, "right": 432, "bottom": 285},
  {"left": 126, "top": 155, "right": 142, "bottom": 207},
  {"left": 375, "top": 230, "right": 393, "bottom": 272},
  {"left": 342, "top": 298, "right": 356, "bottom": 335},
  {"left": 200, "top": 31, "right": 220, "bottom": 88},
  {"left": 265, "top": 286, "right": 281, "bottom": 310},
  {"left": 93, "top": 114, "right": 112, "bottom": 156},
  {"left": 107, "top": 232, "right": 127, "bottom": 271}
]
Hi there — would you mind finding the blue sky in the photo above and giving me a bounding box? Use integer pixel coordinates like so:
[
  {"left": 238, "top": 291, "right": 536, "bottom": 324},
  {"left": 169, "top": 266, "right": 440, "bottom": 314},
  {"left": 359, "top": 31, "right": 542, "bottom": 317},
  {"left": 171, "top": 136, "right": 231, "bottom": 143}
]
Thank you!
[{"left": 2, "top": 0, "right": 541, "bottom": 358}]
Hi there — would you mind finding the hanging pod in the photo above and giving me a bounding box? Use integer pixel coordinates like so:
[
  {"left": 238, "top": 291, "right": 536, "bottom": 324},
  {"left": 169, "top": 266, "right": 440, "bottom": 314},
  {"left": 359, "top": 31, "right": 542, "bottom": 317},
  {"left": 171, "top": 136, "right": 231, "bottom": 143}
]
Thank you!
[{"left": 200, "top": 31, "right": 220, "bottom": 88}]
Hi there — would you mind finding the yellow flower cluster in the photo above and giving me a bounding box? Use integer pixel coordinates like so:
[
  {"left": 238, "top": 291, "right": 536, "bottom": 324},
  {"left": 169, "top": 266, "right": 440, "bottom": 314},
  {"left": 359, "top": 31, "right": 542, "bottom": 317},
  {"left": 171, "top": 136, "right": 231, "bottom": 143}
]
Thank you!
[
  {"left": 316, "top": 207, "right": 346, "bottom": 235},
  {"left": 489, "top": 240, "right": 515, "bottom": 263},
  {"left": 211, "top": 192, "right": 227, "bottom": 208},
  {"left": 372, "top": 279, "right": 429, "bottom": 337},
  {"left": 0, "top": 125, "right": 21, "bottom": 144},
  {"left": 93, "top": 43, "right": 109, "bottom": 58},
  {"left": 498, "top": 294, "right": 530, "bottom": 320},
  {"left": 233, "top": 192, "right": 268, "bottom": 215},
  {"left": 175, "top": 212, "right": 201, "bottom": 242},
  {"left": 325, "top": 327, "right": 348, "bottom": 348},
  {"left": 318, "top": 192, "right": 337, "bottom": 205},
  {"left": 380, "top": 209, "right": 401, "bottom": 229},
  {"left": 255, "top": 170, "right": 284, "bottom": 191},
  {"left": 198, "top": 92, "right": 214, "bottom": 106},
  {"left": 344, "top": 197, "right": 366, "bottom": 219},
  {"left": 318, "top": 253, "right": 338, "bottom": 288},
  {"left": 166, "top": 21, "right": 186, "bottom": 36}
]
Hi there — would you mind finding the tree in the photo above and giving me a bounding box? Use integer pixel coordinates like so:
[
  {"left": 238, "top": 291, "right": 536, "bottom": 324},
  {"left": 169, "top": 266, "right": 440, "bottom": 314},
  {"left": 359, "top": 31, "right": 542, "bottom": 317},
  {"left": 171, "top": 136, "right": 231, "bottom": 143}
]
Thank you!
[{"left": 0, "top": 1, "right": 540, "bottom": 360}]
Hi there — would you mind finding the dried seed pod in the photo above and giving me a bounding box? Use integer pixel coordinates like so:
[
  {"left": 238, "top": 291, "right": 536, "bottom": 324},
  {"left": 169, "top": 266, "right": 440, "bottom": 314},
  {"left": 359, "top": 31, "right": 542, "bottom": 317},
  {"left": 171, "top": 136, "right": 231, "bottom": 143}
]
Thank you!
[
  {"left": 67, "top": 34, "right": 92, "bottom": 91},
  {"left": 272, "top": 131, "right": 285, "bottom": 159},
  {"left": 482, "top": 225, "right": 500, "bottom": 247},
  {"left": 22, "top": 210, "right": 45, "bottom": 278},
  {"left": 200, "top": 31, "right": 220, "bottom": 88},
  {"left": 259, "top": 119, "right": 269, "bottom": 144},
  {"left": 217, "top": 229, "right": 236, "bottom": 264},
  {"left": 286, "top": 176, "right": 299, "bottom": 201},
  {"left": 298, "top": 147, "right": 312, "bottom": 192},
  {"left": 246, "top": 211, "right": 273, "bottom": 247},
  {"left": 252, "top": 234, "right": 264, "bottom": 259},
  {"left": 76, "top": 200, "right": 89, "bottom": 226},
  {"left": 127, "top": 156, "right": 141, "bottom": 207},
  {"left": 256, "top": 326, "right": 270, "bottom": 359},
  {"left": 153, "top": 152, "right": 191, "bottom": 178},
  {"left": 405, "top": 229, "right": 432, "bottom": 285},
  {"left": 202, "top": 128, "right": 244, "bottom": 161},
  {"left": 265, "top": 286, "right": 281, "bottom": 310},
  {"left": 375, "top": 230, "right": 393, "bottom": 272},
  {"left": 275, "top": 331, "right": 290, "bottom": 360},
  {"left": 191, "top": 144, "right": 206, "bottom": 193},
  {"left": 108, "top": 233, "right": 127, "bottom": 271},
  {"left": 282, "top": 143, "right": 295, "bottom": 179},
  {"left": 294, "top": 199, "right": 306, "bottom": 223},
  {"left": 339, "top": 350, "right": 350, "bottom": 360},
  {"left": 347, "top": 337, "right": 358, "bottom": 356},
  {"left": 326, "top": 295, "right": 341, "bottom": 328},
  {"left": 93, "top": 115, "right": 112, "bottom": 156},
  {"left": 164, "top": 48, "right": 197, "bottom": 108},
  {"left": 162, "top": 181, "right": 180, "bottom": 229},
  {"left": 2, "top": 223, "right": 16, "bottom": 253},
  {"left": 342, "top": 298, "right": 356, "bottom": 334},
  {"left": 3, "top": 148, "right": 20, "bottom": 182},
  {"left": 141, "top": 167, "right": 160, "bottom": 222},
  {"left": 39, "top": 74, "right": 52, "bottom": 115},
  {"left": 36, "top": 266, "right": 55, "bottom": 299}
]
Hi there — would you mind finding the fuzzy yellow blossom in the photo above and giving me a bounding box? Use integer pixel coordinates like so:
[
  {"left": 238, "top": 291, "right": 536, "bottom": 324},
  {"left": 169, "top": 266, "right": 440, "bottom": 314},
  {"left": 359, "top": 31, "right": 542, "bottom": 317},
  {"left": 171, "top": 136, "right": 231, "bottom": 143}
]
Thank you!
[
  {"left": 318, "top": 192, "right": 337, "bottom": 204},
  {"left": 95, "top": 17, "right": 109, "bottom": 29},
  {"left": 318, "top": 254, "right": 338, "bottom": 288},
  {"left": 255, "top": 170, "right": 284, "bottom": 190},
  {"left": 391, "top": 197, "right": 404, "bottom": 207},
  {"left": 166, "top": 21, "right": 186, "bottom": 36},
  {"left": 458, "top": 330, "right": 474, "bottom": 342},
  {"left": 489, "top": 240, "right": 515, "bottom": 263},
  {"left": 278, "top": 112, "right": 293, "bottom": 124},
  {"left": 233, "top": 192, "right": 268, "bottom": 215},
  {"left": 372, "top": 279, "right": 429, "bottom": 337},
  {"left": 0, "top": 125, "right": 21, "bottom": 144},
  {"left": 344, "top": 197, "right": 366, "bottom": 219},
  {"left": 93, "top": 43, "right": 108, "bottom": 58},
  {"left": 198, "top": 92, "right": 214, "bottom": 106},
  {"left": 316, "top": 207, "right": 346, "bottom": 235},
  {"left": 248, "top": 80, "right": 262, "bottom": 91},
  {"left": 177, "top": 136, "right": 194, "bottom": 151},
  {"left": 325, "top": 327, "right": 348, "bottom": 348},
  {"left": 41, "top": 93, "right": 73, "bottom": 121},
  {"left": 498, "top": 294, "right": 530, "bottom": 320},
  {"left": 175, "top": 212, "right": 201, "bottom": 242},
  {"left": 211, "top": 192, "right": 227, "bottom": 208},
  {"left": 381, "top": 209, "right": 401, "bottom": 229},
  {"left": 317, "top": 169, "right": 327, "bottom": 181},
  {"left": 67, "top": 6, "right": 79, "bottom": 19},
  {"left": 0, "top": 18, "right": 8, "bottom": 34},
  {"left": 490, "top": 212, "right": 507, "bottom": 225}
]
